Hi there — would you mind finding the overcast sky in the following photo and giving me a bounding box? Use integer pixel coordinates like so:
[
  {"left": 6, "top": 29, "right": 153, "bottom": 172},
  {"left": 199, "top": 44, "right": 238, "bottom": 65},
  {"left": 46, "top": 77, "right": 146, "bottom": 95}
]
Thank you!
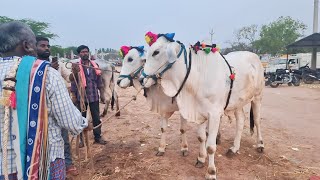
[{"left": 1, "top": 0, "right": 315, "bottom": 50}]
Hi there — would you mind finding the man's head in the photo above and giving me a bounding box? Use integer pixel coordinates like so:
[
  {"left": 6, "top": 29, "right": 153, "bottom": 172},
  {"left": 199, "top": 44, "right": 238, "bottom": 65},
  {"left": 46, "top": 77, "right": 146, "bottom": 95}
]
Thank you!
[
  {"left": 77, "top": 45, "right": 90, "bottom": 61},
  {"left": 0, "top": 21, "right": 37, "bottom": 57},
  {"left": 36, "top": 36, "right": 51, "bottom": 60}
]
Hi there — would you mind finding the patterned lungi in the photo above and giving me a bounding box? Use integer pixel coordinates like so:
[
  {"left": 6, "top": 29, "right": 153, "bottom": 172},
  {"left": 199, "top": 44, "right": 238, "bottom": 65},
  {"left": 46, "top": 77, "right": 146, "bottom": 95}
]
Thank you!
[
  {"left": 50, "top": 158, "right": 66, "bottom": 180},
  {"left": 0, "top": 173, "right": 18, "bottom": 180}
]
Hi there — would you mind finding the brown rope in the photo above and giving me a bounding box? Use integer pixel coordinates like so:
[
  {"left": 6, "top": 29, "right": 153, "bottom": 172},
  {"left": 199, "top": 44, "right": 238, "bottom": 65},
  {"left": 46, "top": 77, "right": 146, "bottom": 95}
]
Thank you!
[
  {"left": 93, "top": 88, "right": 143, "bottom": 130},
  {"left": 65, "top": 61, "right": 120, "bottom": 73}
]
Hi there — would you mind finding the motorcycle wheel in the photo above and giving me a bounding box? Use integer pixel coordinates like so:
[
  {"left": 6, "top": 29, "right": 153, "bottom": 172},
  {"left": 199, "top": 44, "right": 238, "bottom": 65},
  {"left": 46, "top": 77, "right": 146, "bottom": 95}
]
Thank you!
[
  {"left": 288, "top": 83, "right": 293, "bottom": 86},
  {"left": 270, "top": 82, "right": 280, "bottom": 88},
  {"left": 303, "top": 76, "right": 314, "bottom": 84},
  {"left": 292, "top": 77, "right": 301, "bottom": 86}
]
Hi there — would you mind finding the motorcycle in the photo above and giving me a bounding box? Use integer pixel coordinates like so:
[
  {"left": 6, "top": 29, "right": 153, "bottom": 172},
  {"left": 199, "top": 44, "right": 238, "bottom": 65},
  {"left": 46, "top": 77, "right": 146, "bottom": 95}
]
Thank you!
[
  {"left": 299, "top": 63, "right": 320, "bottom": 84},
  {"left": 268, "top": 68, "right": 301, "bottom": 88}
]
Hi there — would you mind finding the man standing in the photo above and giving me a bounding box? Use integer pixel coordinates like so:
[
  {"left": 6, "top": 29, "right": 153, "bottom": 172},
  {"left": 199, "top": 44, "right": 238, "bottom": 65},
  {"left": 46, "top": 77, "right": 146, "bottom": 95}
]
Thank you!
[
  {"left": 36, "top": 36, "right": 79, "bottom": 177},
  {"left": 70, "top": 45, "right": 107, "bottom": 145},
  {"left": 0, "top": 21, "right": 87, "bottom": 180}
]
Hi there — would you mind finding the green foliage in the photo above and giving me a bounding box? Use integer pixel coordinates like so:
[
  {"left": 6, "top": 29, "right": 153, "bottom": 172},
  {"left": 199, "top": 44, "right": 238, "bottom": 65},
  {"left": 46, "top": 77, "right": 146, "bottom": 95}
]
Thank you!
[
  {"left": 50, "top": 45, "right": 65, "bottom": 57},
  {"left": 254, "top": 16, "right": 307, "bottom": 55},
  {"left": 0, "top": 16, "right": 58, "bottom": 39},
  {"left": 226, "top": 16, "right": 307, "bottom": 55}
]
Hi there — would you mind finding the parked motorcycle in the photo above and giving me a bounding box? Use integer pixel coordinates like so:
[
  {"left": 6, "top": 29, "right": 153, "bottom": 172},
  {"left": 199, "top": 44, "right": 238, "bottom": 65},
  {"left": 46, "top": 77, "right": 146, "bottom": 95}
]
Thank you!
[
  {"left": 299, "top": 63, "right": 320, "bottom": 84},
  {"left": 268, "top": 68, "right": 301, "bottom": 88}
]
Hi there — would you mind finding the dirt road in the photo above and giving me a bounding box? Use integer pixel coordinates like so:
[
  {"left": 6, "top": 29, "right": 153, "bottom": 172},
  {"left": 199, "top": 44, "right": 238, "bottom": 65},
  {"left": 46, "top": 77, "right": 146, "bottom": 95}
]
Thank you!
[{"left": 72, "top": 84, "right": 320, "bottom": 180}]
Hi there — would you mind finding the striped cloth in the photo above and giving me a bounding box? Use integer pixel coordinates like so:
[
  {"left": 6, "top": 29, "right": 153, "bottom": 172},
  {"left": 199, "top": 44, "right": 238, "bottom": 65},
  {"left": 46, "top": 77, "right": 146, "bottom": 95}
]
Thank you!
[{"left": 0, "top": 57, "right": 88, "bottom": 177}]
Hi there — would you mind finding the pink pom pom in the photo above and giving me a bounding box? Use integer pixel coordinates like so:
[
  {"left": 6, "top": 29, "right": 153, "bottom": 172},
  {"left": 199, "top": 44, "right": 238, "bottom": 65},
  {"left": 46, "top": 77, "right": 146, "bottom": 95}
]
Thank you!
[
  {"left": 211, "top": 47, "right": 218, "bottom": 53},
  {"left": 145, "top": 31, "right": 158, "bottom": 46},
  {"left": 120, "top": 46, "right": 131, "bottom": 57}
]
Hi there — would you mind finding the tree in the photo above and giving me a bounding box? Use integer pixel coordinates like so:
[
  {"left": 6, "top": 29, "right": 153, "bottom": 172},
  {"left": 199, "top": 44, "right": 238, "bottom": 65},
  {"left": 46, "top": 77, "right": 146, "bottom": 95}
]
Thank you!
[
  {"left": 226, "top": 24, "right": 259, "bottom": 52},
  {"left": 254, "top": 16, "right": 307, "bottom": 55},
  {"left": 0, "top": 16, "right": 58, "bottom": 39},
  {"left": 50, "top": 45, "right": 64, "bottom": 57}
]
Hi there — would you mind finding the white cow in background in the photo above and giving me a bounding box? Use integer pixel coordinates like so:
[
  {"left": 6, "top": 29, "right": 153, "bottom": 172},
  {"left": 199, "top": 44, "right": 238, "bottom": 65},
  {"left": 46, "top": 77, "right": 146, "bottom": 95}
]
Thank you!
[
  {"left": 58, "top": 58, "right": 120, "bottom": 117},
  {"left": 142, "top": 32, "right": 265, "bottom": 180}
]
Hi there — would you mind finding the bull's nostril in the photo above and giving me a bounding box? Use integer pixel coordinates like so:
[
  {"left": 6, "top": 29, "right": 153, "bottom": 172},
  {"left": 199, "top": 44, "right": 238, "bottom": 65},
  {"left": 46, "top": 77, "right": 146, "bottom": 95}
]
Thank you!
[
  {"left": 117, "top": 79, "right": 121, "bottom": 85},
  {"left": 139, "top": 78, "right": 144, "bottom": 85}
]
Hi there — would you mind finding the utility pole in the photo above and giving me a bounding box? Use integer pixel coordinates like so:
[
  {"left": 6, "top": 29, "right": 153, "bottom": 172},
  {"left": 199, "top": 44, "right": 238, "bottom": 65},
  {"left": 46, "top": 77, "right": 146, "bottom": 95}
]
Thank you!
[
  {"left": 209, "top": 29, "right": 214, "bottom": 44},
  {"left": 311, "top": 0, "right": 319, "bottom": 69}
]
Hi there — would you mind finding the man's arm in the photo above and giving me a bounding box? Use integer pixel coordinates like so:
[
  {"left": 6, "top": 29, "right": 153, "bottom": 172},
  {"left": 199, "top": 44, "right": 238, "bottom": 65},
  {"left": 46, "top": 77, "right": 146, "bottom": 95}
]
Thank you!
[{"left": 47, "top": 68, "right": 87, "bottom": 135}]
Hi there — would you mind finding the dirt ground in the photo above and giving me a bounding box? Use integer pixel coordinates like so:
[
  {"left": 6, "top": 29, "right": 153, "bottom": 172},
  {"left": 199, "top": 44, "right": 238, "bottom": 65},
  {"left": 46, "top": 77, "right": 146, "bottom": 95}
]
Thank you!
[{"left": 69, "top": 82, "right": 320, "bottom": 180}]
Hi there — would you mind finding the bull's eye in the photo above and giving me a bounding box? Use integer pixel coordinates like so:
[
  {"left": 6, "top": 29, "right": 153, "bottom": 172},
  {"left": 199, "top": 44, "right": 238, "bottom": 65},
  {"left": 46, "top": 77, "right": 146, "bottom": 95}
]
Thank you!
[
  {"left": 128, "top": 57, "right": 133, "bottom": 62},
  {"left": 152, "top": 50, "right": 160, "bottom": 57}
]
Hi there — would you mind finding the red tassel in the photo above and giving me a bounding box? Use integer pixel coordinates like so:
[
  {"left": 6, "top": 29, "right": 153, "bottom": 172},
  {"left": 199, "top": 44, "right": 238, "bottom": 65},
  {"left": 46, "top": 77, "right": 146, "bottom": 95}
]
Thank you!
[
  {"left": 9, "top": 91, "right": 17, "bottom": 109},
  {"left": 230, "top": 73, "right": 235, "bottom": 80}
]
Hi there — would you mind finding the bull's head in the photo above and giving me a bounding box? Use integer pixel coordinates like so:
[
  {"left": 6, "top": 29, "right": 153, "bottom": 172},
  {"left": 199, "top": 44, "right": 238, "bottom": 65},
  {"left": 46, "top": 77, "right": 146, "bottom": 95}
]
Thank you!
[
  {"left": 142, "top": 32, "right": 182, "bottom": 90},
  {"left": 117, "top": 46, "right": 145, "bottom": 88}
]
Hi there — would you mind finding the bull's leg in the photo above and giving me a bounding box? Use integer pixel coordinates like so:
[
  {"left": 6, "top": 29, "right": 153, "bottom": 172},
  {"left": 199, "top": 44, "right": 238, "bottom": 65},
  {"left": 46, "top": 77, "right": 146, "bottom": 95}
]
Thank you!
[
  {"left": 115, "top": 92, "right": 120, "bottom": 117},
  {"left": 207, "top": 122, "right": 221, "bottom": 145},
  {"left": 156, "top": 114, "right": 170, "bottom": 156},
  {"left": 180, "top": 115, "right": 188, "bottom": 156},
  {"left": 100, "top": 100, "right": 110, "bottom": 117},
  {"left": 226, "top": 108, "right": 245, "bottom": 157},
  {"left": 195, "top": 121, "right": 207, "bottom": 168},
  {"left": 205, "top": 112, "right": 221, "bottom": 180},
  {"left": 252, "top": 97, "right": 264, "bottom": 153}
]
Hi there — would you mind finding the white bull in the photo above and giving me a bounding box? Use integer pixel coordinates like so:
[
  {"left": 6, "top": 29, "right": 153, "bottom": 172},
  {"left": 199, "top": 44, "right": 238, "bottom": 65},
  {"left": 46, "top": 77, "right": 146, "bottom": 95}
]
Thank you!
[
  {"left": 142, "top": 33, "right": 264, "bottom": 180},
  {"left": 117, "top": 47, "right": 191, "bottom": 156}
]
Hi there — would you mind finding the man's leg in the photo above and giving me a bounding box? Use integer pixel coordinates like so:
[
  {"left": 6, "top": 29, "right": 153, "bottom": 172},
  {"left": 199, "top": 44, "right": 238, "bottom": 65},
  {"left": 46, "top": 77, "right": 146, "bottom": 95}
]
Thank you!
[
  {"left": 61, "top": 128, "right": 72, "bottom": 167},
  {"left": 61, "top": 128, "right": 79, "bottom": 176},
  {"left": 90, "top": 101, "right": 107, "bottom": 144}
]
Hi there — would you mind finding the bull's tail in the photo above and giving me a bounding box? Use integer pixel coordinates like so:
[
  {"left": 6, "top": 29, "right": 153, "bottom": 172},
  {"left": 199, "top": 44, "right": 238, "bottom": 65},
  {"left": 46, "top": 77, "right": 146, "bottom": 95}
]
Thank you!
[
  {"left": 250, "top": 104, "right": 255, "bottom": 135},
  {"left": 110, "top": 65, "right": 115, "bottom": 110},
  {"left": 111, "top": 90, "right": 115, "bottom": 110}
]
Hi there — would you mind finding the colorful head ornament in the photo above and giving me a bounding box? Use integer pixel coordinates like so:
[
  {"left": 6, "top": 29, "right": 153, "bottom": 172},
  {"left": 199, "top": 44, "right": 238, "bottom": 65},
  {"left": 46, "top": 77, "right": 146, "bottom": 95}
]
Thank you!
[
  {"left": 131, "top": 46, "right": 145, "bottom": 57},
  {"left": 119, "top": 46, "right": 145, "bottom": 59},
  {"left": 145, "top": 32, "right": 176, "bottom": 46},
  {"left": 119, "top": 46, "right": 131, "bottom": 58},
  {"left": 145, "top": 31, "right": 158, "bottom": 46}
]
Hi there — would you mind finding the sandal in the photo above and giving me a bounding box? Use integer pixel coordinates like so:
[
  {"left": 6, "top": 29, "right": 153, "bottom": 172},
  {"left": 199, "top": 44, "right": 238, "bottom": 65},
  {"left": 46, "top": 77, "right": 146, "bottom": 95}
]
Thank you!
[{"left": 66, "top": 165, "right": 79, "bottom": 176}]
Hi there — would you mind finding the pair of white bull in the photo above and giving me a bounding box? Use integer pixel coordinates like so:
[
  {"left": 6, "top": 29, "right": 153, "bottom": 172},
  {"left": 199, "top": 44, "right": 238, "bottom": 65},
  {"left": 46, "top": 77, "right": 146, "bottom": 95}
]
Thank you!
[{"left": 117, "top": 33, "right": 265, "bottom": 180}]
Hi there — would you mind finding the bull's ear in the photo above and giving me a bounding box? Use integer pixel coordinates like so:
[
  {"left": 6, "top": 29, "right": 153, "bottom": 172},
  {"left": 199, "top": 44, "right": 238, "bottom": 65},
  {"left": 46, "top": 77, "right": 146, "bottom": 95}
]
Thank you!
[{"left": 166, "top": 42, "right": 180, "bottom": 63}]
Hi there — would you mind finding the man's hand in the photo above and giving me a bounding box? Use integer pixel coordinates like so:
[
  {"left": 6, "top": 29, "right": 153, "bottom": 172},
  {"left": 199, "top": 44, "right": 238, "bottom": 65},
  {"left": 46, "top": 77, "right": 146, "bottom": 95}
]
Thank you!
[
  {"left": 51, "top": 61, "right": 59, "bottom": 70},
  {"left": 72, "top": 63, "right": 80, "bottom": 74},
  {"left": 84, "top": 122, "right": 93, "bottom": 131},
  {"left": 71, "top": 93, "right": 78, "bottom": 104}
]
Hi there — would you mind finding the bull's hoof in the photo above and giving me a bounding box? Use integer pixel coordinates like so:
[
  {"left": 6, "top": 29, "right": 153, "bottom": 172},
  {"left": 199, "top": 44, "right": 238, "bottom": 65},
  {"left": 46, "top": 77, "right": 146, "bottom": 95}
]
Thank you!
[
  {"left": 205, "top": 175, "right": 217, "bottom": 180},
  {"left": 257, "top": 147, "right": 264, "bottom": 153},
  {"left": 226, "top": 149, "right": 237, "bottom": 158},
  {"left": 100, "top": 112, "right": 107, "bottom": 117},
  {"left": 181, "top": 150, "right": 189, "bottom": 157},
  {"left": 195, "top": 159, "right": 205, "bottom": 168},
  {"left": 156, "top": 151, "right": 165, "bottom": 156},
  {"left": 115, "top": 112, "right": 120, "bottom": 117}
]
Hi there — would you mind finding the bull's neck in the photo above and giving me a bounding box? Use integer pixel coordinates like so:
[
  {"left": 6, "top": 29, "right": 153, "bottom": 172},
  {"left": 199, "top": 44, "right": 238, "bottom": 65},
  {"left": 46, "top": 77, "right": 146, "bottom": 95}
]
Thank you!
[{"left": 159, "top": 51, "right": 189, "bottom": 97}]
